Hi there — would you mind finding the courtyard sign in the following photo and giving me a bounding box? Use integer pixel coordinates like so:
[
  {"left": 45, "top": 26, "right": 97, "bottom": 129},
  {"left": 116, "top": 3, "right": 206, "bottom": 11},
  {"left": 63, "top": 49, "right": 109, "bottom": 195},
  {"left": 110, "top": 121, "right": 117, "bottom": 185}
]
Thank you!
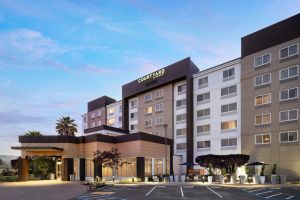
[{"left": 137, "top": 68, "right": 166, "bottom": 83}]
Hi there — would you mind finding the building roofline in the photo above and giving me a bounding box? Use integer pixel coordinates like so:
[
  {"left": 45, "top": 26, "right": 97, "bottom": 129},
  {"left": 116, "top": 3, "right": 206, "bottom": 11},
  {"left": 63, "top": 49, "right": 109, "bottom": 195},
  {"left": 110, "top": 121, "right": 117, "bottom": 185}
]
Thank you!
[{"left": 193, "top": 57, "right": 240, "bottom": 78}]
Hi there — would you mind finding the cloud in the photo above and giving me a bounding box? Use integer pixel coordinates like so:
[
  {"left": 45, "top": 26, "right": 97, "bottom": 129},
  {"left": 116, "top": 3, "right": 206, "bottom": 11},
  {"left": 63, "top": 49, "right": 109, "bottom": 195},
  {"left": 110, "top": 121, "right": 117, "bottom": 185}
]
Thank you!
[{"left": 85, "top": 16, "right": 128, "bottom": 33}]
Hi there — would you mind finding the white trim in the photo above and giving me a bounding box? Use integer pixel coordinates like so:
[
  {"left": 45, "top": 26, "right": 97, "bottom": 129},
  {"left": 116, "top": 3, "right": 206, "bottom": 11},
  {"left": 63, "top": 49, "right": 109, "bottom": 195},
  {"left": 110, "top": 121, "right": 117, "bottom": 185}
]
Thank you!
[
  {"left": 221, "top": 137, "right": 238, "bottom": 148},
  {"left": 254, "top": 53, "right": 271, "bottom": 68},
  {"left": 279, "top": 130, "right": 299, "bottom": 143},
  {"left": 255, "top": 133, "right": 271, "bottom": 144},
  {"left": 255, "top": 93, "right": 272, "bottom": 106},
  {"left": 255, "top": 113, "right": 271, "bottom": 125},
  {"left": 279, "top": 109, "right": 299, "bottom": 122},
  {"left": 221, "top": 84, "right": 237, "bottom": 97},
  {"left": 221, "top": 102, "right": 238, "bottom": 113},
  {"left": 197, "top": 92, "right": 210, "bottom": 102},
  {"left": 279, "top": 87, "right": 298, "bottom": 101},
  {"left": 279, "top": 65, "right": 299, "bottom": 80},
  {"left": 222, "top": 67, "right": 235, "bottom": 79},
  {"left": 254, "top": 73, "right": 271, "bottom": 87},
  {"left": 279, "top": 43, "right": 299, "bottom": 59},
  {"left": 144, "top": 93, "right": 153, "bottom": 102}
]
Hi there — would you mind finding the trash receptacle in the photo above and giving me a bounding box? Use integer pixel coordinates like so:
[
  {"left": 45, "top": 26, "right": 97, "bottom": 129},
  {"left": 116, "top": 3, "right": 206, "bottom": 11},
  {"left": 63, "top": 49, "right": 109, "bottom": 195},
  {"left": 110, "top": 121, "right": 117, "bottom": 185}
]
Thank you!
[
  {"left": 69, "top": 174, "right": 75, "bottom": 182},
  {"left": 50, "top": 173, "right": 55, "bottom": 180}
]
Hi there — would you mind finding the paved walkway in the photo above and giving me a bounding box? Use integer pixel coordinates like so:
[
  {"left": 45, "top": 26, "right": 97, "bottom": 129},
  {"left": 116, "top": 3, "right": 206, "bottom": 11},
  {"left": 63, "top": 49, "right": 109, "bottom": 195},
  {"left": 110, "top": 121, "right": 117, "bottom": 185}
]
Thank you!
[{"left": 0, "top": 180, "right": 88, "bottom": 200}]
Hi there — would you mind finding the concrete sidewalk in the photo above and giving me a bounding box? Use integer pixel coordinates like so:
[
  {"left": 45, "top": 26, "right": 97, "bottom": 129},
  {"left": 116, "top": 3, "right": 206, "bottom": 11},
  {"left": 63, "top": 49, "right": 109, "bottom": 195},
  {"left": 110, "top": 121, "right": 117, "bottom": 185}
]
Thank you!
[{"left": 0, "top": 180, "right": 88, "bottom": 200}]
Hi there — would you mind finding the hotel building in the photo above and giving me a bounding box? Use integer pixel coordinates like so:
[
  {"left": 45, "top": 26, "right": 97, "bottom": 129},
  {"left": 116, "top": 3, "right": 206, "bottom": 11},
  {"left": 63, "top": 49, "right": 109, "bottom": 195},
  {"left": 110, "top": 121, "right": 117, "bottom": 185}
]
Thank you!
[
  {"left": 12, "top": 13, "right": 300, "bottom": 182},
  {"left": 241, "top": 14, "right": 300, "bottom": 179}
]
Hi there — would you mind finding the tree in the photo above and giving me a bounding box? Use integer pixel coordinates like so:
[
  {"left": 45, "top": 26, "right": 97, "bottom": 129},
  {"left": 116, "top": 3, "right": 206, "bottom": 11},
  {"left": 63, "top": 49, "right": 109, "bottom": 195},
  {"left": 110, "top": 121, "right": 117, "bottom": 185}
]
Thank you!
[
  {"left": 25, "top": 130, "right": 42, "bottom": 136},
  {"left": 93, "top": 148, "right": 121, "bottom": 181},
  {"left": 29, "top": 157, "right": 55, "bottom": 179},
  {"left": 0, "top": 158, "right": 4, "bottom": 167},
  {"left": 56, "top": 116, "right": 78, "bottom": 136}
]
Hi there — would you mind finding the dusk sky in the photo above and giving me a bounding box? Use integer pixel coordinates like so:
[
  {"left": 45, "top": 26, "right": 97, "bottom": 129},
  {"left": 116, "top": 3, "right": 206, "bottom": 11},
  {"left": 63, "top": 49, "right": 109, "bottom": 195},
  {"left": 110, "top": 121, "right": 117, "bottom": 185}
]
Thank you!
[{"left": 0, "top": 0, "right": 299, "bottom": 155}]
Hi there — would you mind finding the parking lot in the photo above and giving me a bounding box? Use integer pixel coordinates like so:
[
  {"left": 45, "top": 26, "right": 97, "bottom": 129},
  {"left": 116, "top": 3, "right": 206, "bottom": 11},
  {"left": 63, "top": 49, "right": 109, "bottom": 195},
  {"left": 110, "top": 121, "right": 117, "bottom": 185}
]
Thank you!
[{"left": 75, "top": 185, "right": 300, "bottom": 200}]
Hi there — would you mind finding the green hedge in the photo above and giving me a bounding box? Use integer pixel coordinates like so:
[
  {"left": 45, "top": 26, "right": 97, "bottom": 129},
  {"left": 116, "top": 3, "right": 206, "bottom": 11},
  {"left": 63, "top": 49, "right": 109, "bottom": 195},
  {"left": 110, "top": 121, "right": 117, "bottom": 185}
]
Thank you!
[{"left": 0, "top": 176, "right": 18, "bottom": 182}]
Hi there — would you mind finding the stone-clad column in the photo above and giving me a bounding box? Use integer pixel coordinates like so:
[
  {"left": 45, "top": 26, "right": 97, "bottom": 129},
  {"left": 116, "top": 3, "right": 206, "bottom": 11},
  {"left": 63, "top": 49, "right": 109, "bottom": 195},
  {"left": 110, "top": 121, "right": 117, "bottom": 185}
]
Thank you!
[
  {"left": 17, "top": 157, "right": 29, "bottom": 181},
  {"left": 62, "top": 158, "right": 74, "bottom": 181}
]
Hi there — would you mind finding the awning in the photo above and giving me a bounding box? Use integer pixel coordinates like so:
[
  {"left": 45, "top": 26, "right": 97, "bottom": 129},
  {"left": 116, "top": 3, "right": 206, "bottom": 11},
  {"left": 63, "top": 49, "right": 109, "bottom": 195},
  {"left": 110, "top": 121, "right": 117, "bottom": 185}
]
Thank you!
[{"left": 11, "top": 146, "right": 64, "bottom": 151}]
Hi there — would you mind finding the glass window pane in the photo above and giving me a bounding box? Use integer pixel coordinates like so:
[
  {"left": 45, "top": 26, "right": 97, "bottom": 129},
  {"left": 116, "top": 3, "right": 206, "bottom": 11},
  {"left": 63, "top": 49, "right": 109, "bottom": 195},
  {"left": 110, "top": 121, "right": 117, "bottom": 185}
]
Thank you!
[
  {"left": 281, "top": 48, "right": 289, "bottom": 58},
  {"left": 229, "top": 103, "right": 237, "bottom": 111},
  {"left": 229, "top": 85, "right": 237, "bottom": 93},
  {"left": 263, "top": 74, "right": 270, "bottom": 83},
  {"left": 255, "top": 57, "right": 262, "bottom": 66},
  {"left": 289, "top": 131, "right": 298, "bottom": 141},
  {"left": 263, "top": 114, "right": 271, "bottom": 123},
  {"left": 256, "top": 115, "right": 262, "bottom": 124},
  {"left": 289, "top": 45, "right": 298, "bottom": 55},
  {"left": 221, "top": 105, "right": 228, "bottom": 113},
  {"left": 289, "top": 88, "right": 297, "bottom": 98},
  {"left": 263, "top": 134, "right": 270, "bottom": 143},
  {"left": 256, "top": 96, "right": 262, "bottom": 105},
  {"left": 281, "top": 90, "right": 288, "bottom": 100},
  {"left": 256, "top": 135, "right": 262, "bottom": 144},
  {"left": 263, "top": 54, "right": 270, "bottom": 63},
  {"left": 263, "top": 94, "right": 270, "bottom": 104},
  {"left": 289, "top": 110, "right": 298, "bottom": 120},
  {"left": 289, "top": 66, "right": 298, "bottom": 77},
  {"left": 256, "top": 76, "right": 262, "bottom": 85},
  {"left": 281, "top": 69, "right": 289, "bottom": 79},
  {"left": 280, "top": 111, "right": 288, "bottom": 121}
]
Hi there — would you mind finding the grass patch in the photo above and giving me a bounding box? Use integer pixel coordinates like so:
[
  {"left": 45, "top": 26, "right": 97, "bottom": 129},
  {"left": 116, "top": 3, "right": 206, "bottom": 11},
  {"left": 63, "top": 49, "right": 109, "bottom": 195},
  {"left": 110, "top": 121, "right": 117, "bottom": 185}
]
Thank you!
[{"left": 0, "top": 176, "right": 18, "bottom": 182}]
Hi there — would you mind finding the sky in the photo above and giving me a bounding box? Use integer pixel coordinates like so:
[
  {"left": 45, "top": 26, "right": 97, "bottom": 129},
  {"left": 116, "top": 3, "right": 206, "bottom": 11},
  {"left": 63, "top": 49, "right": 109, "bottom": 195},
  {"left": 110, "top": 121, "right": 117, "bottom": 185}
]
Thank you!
[{"left": 0, "top": 0, "right": 299, "bottom": 156}]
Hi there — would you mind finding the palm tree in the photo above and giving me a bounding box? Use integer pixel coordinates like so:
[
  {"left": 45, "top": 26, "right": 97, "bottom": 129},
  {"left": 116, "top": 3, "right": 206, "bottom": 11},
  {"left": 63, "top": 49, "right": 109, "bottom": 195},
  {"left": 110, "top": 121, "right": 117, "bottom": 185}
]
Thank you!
[
  {"left": 56, "top": 116, "right": 78, "bottom": 136},
  {"left": 25, "top": 130, "right": 42, "bottom": 136}
]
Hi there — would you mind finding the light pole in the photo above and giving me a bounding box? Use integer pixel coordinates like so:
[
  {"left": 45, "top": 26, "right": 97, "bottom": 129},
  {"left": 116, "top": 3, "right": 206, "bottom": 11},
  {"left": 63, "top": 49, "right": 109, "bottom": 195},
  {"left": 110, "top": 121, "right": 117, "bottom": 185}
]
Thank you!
[{"left": 162, "top": 124, "right": 168, "bottom": 176}]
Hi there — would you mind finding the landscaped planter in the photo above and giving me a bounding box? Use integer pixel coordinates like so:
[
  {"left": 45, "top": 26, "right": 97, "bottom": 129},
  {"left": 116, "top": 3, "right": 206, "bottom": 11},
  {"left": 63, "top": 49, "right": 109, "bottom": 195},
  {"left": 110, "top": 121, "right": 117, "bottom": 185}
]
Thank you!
[
  {"left": 169, "top": 175, "right": 174, "bottom": 182},
  {"left": 180, "top": 175, "right": 186, "bottom": 182},
  {"left": 219, "top": 175, "right": 225, "bottom": 184},
  {"left": 240, "top": 175, "right": 246, "bottom": 184},
  {"left": 253, "top": 175, "right": 260, "bottom": 184},
  {"left": 145, "top": 177, "right": 149, "bottom": 182},
  {"left": 279, "top": 175, "right": 286, "bottom": 184},
  {"left": 271, "top": 175, "right": 277, "bottom": 184},
  {"left": 230, "top": 175, "right": 236, "bottom": 184},
  {"left": 260, "top": 176, "right": 265, "bottom": 184},
  {"left": 207, "top": 176, "right": 213, "bottom": 184},
  {"left": 174, "top": 175, "right": 178, "bottom": 182}
]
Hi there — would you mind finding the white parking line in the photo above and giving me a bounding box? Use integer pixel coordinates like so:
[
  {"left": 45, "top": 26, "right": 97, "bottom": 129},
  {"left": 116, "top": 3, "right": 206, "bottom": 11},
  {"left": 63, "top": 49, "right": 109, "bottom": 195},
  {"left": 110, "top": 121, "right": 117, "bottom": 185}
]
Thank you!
[
  {"left": 286, "top": 196, "right": 294, "bottom": 199},
  {"left": 249, "top": 188, "right": 266, "bottom": 192},
  {"left": 265, "top": 193, "right": 283, "bottom": 199},
  {"left": 207, "top": 187, "right": 223, "bottom": 198},
  {"left": 180, "top": 186, "right": 184, "bottom": 197},
  {"left": 146, "top": 186, "right": 157, "bottom": 196},
  {"left": 256, "top": 190, "right": 273, "bottom": 195}
]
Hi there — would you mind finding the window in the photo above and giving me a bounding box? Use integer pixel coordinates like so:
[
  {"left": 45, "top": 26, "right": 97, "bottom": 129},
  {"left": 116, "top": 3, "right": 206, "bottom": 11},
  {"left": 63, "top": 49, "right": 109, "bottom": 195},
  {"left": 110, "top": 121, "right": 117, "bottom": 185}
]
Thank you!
[
  {"left": 280, "top": 131, "right": 298, "bottom": 143},
  {"left": 83, "top": 117, "right": 87, "bottom": 122},
  {"left": 197, "top": 108, "right": 210, "bottom": 118},
  {"left": 221, "top": 138, "right": 237, "bottom": 147},
  {"left": 280, "top": 88, "right": 298, "bottom": 101},
  {"left": 144, "top": 119, "right": 152, "bottom": 127},
  {"left": 107, "top": 118, "right": 114, "bottom": 125},
  {"left": 108, "top": 108, "right": 114, "bottom": 115},
  {"left": 221, "top": 120, "right": 237, "bottom": 130},
  {"left": 280, "top": 109, "right": 298, "bottom": 122},
  {"left": 176, "top": 128, "right": 187, "bottom": 137},
  {"left": 119, "top": 105, "right": 122, "bottom": 113},
  {"left": 255, "top": 93, "right": 271, "bottom": 106},
  {"left": 145, "top": 106, "right": 153, "bottom": 115},
  {"left": 131, "top": 100, "right": 138, "bottom": 108},
  {"left": 144, "top": 93, "right": 152, "bottom": 102},
  {"left": 255, "top": 73, "right": 271, "bottom": 86},
  {"left": 155, "top": 117, "right": 164, "bottom": 125},
  {"left": 280, "top": 65, "right": 299, "bottom": 80},
  {"left": 176, "top": 143, "right": 187, "bottom": 150},
  {"left": 255, "top": 134, "right": 271, "bottom": 144},
  {"left": 176, "top": 113, "right": 186, "bottom": 122},
  {"left": 96, "top": 110, "right": 101, "bottom": 117},
  {"left": 91, "top": 122, "right": 96, "bottom": 128},
  {"left": 223, "top": 68, "right": 235, "bottom": 79},
  {"left": 280, "top": 44, "right": 298, "bottom": 59},
  {"left": 221, "top": 103, "right": 237, "bottom": 113},
  {"left": 197, "top": 141, "right": 210, "bottom": 149},
  {"left": 91, "top": 112, "right": 96, "bottom": 118},
  {"left": 197, "top": 124, "right": 210, "bottom": 134},
  {"left": 119, "top": 116, "right": 122, "bottom": 123},
  {"left": 155, "top": 89, "right": 164, "bottom": 98},
  {"left": 255, "top": 53, "right": 271, "bottom": 67},
  {"left": 96, "top": 120, "right": 102, "bottom": 126},
  {"left": 255, "top": 113, "right": 271, "bottom": 125},
  {"left": 221, "top": 85, "right": 237, "bottom": 96},
  {"left": 155, "top": 103, "right": 164, "bottom": 112},
  {"left": 130, "top": 124, "right": 138, "bottom": 131},
  {"left": 130, "top": 112, "right": 137, "bottom": 119},
  {"left": 197, "top": 92, "right": 210, "bottom": 102},
  {"left": 176, "top": 99, "right": 186, "bottom": 107},
  {"left": 178, "top": 84, "right": 187, "bottom": 93},
  {"left": 198, "top": 77, "right": 208, "bottom": 87}
]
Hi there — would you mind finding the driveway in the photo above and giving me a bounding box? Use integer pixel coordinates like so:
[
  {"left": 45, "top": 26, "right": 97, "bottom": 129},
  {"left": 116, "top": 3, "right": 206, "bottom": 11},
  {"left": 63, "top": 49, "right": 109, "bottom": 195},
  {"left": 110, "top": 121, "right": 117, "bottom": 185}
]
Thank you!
[{"left": 0, "top": 180, "right": 87, "bottom": 200}]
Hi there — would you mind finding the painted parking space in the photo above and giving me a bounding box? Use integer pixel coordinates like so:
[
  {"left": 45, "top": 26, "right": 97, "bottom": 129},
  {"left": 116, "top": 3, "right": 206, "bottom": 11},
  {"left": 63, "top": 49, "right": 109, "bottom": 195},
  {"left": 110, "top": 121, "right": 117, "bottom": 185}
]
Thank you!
[
  {"left": 241, "top": 187, "right": 300, "bottom": 200},
  {"left": 75, "top": 185, "right": 300, "bottom": 200}
]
